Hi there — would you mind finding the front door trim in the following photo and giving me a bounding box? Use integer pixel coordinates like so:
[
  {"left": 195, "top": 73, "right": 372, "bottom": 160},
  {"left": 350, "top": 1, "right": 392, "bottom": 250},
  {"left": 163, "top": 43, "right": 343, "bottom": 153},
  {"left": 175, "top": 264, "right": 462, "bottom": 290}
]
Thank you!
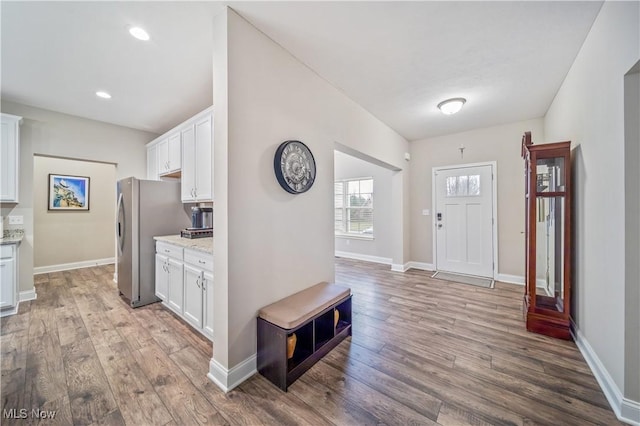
[{"left": 431, "top": 161, "right": 498, "bottom": 279}]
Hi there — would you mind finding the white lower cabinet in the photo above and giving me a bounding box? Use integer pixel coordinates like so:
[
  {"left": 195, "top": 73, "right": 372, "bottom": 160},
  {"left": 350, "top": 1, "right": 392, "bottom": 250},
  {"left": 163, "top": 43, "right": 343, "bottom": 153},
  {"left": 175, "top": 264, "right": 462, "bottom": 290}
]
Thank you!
[
  {"left": 155, "top": 240, "right": 213, "bottom": 340},
  {"left": 155, "top": 253, "right": 169, "bottom": 301},
  {"left": 155, "top": 241, "right": 184, "bottom": 315},
  {"left": 0, "top": 245, "right": 17, "bottom": 312},
  {"left": 203, "top": 271, "right": 214, "bottom": 338},
  {"left": 183, "top": 248, "right": 213, "bottom": 339},
  {"left": 183, "top": 263, "right": 203, "bottom": 329},
  {"left": 167, "top": 258, "right": 184, "bottom": 314}
]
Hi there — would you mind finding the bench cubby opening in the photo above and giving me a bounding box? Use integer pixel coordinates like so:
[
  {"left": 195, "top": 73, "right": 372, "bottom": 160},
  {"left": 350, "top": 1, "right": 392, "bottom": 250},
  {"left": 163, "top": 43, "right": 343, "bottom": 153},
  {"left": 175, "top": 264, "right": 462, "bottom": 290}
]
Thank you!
[{"left": 257, "top": 283, "right": 352, "bottom": 391}]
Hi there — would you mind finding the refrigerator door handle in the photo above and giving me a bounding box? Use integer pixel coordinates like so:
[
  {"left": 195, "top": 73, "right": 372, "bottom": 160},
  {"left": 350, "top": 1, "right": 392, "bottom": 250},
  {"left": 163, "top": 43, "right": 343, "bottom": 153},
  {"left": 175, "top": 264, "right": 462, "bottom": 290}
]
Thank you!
[{"left": 116, "top": 192, "right": 125, "bottom": 255}]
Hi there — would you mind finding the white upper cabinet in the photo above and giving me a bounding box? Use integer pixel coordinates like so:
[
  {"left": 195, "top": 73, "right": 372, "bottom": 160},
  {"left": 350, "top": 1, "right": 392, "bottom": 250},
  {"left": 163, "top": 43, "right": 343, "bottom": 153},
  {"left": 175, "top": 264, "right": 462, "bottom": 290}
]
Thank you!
[
  {"left": 1, "top": 114, "right": 22, "bottom": 202},
  {"left": 147, "top": 143, "right": 159, "bottom": 180},
  {"left": 156, "top": 138, "right": 169, "bottom": 175},
  {"left": 182, "top": 112, "right": 213, "bottom": 203},
  {"left": 146, "top": 106, "right": 212, "bottom": 193},
  {"left": 167, "top": 132, "right": 181, "bottom": 173},
  {"left": 157, "top": 132, "right": 181, "bottom": 176},
  {"left": 194, "top": 115, "right": 213, "bottom": 201},
  {"left": 181, "top": 124, "right": 196, "bottom": 200}
]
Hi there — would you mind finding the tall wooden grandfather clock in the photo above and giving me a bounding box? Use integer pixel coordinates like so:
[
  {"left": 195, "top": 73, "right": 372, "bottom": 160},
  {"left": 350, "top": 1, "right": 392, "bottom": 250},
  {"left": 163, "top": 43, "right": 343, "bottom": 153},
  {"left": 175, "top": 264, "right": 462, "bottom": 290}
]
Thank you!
[{"left": 521, "top": 132, "right": 572, "bottom": 340}]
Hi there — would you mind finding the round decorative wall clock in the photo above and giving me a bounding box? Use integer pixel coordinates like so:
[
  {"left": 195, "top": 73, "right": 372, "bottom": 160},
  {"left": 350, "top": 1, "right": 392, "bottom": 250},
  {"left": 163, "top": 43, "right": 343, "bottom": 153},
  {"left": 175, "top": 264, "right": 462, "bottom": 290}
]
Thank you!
[{"left": 273, "top": 140, "right": 316, "bottom": 194}]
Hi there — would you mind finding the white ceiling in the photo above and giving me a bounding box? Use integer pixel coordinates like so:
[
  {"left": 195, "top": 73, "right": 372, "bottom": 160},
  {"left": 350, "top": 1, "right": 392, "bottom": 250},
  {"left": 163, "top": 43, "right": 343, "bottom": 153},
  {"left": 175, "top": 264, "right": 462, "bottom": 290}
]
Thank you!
[{"left": 1, "top": 1, "right": 603, "bottom": 140}]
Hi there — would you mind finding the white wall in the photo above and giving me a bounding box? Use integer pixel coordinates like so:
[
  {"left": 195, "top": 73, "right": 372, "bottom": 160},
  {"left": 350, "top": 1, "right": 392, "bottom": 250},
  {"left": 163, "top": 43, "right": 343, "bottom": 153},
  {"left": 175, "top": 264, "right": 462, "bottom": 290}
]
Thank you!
[
  {"left": 334, "top": 150, "right": 395, "bottom": 262},
  {"left": 543, "top": 1, "right": 639, "bottom": 421},
  {"left": 409, "top": 118, "right": 544, "bottom": 278},
  {"left": 624, "top": 67, "right": 639, "bottom": 404},
  {"left": 33, "top": 156, "right": 116, "bottom": 270},
  {"left": 210, "top": 7, "right": 409, "bottom": 386},
  {"left": 0, "top": 100, "right": 157, "bottom": 292}
]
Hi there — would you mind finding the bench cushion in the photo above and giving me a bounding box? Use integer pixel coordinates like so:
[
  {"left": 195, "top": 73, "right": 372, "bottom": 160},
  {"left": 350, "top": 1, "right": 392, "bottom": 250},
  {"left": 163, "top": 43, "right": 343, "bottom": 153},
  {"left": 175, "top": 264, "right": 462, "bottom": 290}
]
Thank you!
[{"left": 258, "top": 282, "right": 351, "bottom": 330}]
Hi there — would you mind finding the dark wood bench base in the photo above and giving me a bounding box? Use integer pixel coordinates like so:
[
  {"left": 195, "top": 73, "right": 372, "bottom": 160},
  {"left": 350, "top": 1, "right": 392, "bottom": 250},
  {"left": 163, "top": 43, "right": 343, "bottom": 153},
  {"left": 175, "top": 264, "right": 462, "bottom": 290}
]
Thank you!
[{"left": 257, "top": 295, "right": 352, "bottom": 391}]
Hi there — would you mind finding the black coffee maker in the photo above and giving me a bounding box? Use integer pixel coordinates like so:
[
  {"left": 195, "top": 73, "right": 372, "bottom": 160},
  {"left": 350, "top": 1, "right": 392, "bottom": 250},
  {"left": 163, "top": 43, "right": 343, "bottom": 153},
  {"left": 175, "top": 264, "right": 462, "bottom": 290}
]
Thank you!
[{"left": 191, "top": 206, "right": 213, "bottom": 229}]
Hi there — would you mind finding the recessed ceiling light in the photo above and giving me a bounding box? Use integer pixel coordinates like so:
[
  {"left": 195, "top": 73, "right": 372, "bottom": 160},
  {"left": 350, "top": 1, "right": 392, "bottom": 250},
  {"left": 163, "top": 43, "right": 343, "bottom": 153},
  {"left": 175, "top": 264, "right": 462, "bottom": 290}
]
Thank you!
[
  {"left": 129, "top": 26, "right": 150, "bottom": 41},
  {"left": 96, "top": 91, "right": 112, "bottom": 99},
  {"left": 437, "top": 98, "right": 466, "bottom": 115}
]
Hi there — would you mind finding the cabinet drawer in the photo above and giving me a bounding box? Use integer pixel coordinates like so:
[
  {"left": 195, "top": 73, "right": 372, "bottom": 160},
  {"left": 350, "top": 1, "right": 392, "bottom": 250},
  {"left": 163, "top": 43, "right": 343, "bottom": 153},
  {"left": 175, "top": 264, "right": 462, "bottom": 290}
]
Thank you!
[
  {"left": 184, "top": 249, "right": 213, "bottom": 272},
  {"left": 0, "top": 245, "right": 15, "bottom": 259},
  {"left": 156, "top": 242, "right": 183, "bottom": 260}
]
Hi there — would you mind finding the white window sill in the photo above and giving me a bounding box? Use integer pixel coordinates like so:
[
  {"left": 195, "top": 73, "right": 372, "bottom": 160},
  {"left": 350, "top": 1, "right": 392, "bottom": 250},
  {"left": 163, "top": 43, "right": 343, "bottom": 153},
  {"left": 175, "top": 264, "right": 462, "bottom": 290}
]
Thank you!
[{"left": 335, "top": 233, "right": 374, "bottom": 241}]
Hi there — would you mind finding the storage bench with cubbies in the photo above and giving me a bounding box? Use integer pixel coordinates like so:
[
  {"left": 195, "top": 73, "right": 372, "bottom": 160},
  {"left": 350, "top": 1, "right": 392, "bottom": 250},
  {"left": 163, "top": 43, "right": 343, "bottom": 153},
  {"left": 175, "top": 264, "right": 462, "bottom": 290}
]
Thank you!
[{"left": 257, "top": 282, "right": 352, "bottom": 391}]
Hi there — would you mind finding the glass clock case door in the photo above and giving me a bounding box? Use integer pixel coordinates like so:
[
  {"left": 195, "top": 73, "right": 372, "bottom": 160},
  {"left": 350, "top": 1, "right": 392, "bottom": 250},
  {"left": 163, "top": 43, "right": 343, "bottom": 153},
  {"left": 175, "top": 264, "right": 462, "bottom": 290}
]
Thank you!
[{"left": 522, "top": 132, "right": 572, "bottom": 340}]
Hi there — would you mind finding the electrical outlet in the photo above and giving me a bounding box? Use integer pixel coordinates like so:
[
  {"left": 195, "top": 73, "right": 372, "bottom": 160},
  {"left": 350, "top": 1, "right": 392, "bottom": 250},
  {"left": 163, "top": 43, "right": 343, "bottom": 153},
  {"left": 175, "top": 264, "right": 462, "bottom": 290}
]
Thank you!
[
  {"left": 8, "top": 215, "right": 23, "bottom": 225},
  {"left": 422, "top": 209, "right": 430, "bottom": 216}
]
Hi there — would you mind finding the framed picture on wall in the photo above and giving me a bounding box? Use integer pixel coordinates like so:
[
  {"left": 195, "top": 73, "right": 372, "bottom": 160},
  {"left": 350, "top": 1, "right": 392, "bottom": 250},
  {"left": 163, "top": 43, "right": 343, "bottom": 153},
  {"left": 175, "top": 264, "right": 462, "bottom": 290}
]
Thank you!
[{"left": 48, "top": 174, "right": 90, "bottom": 211}]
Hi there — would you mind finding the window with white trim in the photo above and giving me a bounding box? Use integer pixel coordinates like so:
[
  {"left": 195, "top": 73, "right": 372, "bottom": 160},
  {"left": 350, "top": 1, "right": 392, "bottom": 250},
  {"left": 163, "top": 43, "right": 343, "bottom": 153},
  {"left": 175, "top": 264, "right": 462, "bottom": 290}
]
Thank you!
[{"left": 334, "top": 178, "right": 373, "bottom": 236}]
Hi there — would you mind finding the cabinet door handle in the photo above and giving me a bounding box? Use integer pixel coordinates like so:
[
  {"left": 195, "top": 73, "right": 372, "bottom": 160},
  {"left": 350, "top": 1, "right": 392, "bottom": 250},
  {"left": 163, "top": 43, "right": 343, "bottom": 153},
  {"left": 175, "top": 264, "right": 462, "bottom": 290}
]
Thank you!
[
  {"left": 196, "top": 277, "right": 201, "bottom": 289},
  {"left": 198, "top": 260, "right": 205, "bottom": 264},
  {"left": 164, "top": 249, "right": 170, "bottom": 253}
]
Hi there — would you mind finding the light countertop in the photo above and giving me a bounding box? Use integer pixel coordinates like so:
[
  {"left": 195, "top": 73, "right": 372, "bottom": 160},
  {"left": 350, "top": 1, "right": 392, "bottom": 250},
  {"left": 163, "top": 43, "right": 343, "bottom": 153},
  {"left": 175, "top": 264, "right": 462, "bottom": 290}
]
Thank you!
[
  {"left": 1, "top": 229, "right": 24, "bottom": 245},
  {"left": 154, "top": 235, "right": 213, "bottom": 254}
]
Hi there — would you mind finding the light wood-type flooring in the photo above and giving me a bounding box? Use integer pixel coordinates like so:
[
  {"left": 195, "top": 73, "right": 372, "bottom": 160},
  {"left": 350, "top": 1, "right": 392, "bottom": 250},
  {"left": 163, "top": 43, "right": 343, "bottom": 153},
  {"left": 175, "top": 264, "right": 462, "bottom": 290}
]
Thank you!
[{"left": 1, "top": 258, "right": 621, "bottom": 425}]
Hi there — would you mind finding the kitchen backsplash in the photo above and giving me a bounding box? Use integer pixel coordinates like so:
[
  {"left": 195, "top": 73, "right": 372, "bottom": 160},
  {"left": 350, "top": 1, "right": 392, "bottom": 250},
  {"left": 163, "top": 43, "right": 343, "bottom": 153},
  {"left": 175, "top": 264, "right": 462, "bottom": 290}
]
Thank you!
[{"left": 3, "top": 228, "right": 24, "bottom": 239}]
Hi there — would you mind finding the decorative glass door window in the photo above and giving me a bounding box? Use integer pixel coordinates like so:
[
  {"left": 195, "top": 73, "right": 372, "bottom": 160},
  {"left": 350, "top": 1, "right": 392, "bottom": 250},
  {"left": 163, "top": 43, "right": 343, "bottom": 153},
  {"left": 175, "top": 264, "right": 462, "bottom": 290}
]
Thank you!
[{"left": 446, "top": 175, "right": 480, "bottom": 197}]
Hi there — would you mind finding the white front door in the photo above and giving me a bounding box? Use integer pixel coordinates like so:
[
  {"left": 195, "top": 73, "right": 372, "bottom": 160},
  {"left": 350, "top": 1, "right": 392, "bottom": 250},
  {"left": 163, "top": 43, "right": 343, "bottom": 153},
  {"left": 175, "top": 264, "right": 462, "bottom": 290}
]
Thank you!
[{"left": 435, "top": 164, "right": 494, "bottom": 278}]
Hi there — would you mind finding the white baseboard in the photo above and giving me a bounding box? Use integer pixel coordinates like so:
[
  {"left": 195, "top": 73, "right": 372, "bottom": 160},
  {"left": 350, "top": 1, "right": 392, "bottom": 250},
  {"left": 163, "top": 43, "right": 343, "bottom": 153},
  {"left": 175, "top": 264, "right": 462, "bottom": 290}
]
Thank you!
[
  {"left": 495, "top": 273, "right": 525, "bottom": 285},
  {"left": 391, "top": 263, "right": 410, "bottom": 272},
  {"left": 622, "top": 399, "right": 640, "bottom": 425},
  {"left": 572, "top": 320, "right": 640, "bottom": 425},
  {"left": 0, "top": 288, "right": 37, "bottom": 318},
  {"left": 208, "top": 354, "right": 257, "bottom": 393},
  {"left": 406, "top": 261, "right": 435, "bottom": 271},
  {"left": 337, "top": 257, "right": 527, "bottom": 287},
  {"left": 335, "top": 251, "right": 392, "bottom": 265},
  {"left": 33, "top": 257, "right": 115, "bottom": 274},
  {"left": 19, "top": 289, "right": 37, "bottom": 302},
  {"left": 0, "top": 306, "right": 18, "bottom": 317}
]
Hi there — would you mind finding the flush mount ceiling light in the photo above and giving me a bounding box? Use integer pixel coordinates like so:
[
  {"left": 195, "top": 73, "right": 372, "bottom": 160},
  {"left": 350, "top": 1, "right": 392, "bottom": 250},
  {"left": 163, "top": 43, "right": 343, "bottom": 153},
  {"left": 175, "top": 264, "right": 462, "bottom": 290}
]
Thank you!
[
  {"left": 437, "top": 97, "right": 466, "bottom": 115},
  {"left": 96, "top": 91, "right": 112, "bottom": 99},
  {"left": 129, "top": 26, "right": 150, "bottom": 41}
]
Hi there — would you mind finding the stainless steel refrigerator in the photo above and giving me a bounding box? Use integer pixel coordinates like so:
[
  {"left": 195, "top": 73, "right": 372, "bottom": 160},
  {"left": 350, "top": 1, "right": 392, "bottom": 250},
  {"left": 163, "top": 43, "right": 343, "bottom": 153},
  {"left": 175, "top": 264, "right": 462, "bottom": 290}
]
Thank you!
[{"left": 116, "top": 177, "right": 190, "bottom": 307}]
